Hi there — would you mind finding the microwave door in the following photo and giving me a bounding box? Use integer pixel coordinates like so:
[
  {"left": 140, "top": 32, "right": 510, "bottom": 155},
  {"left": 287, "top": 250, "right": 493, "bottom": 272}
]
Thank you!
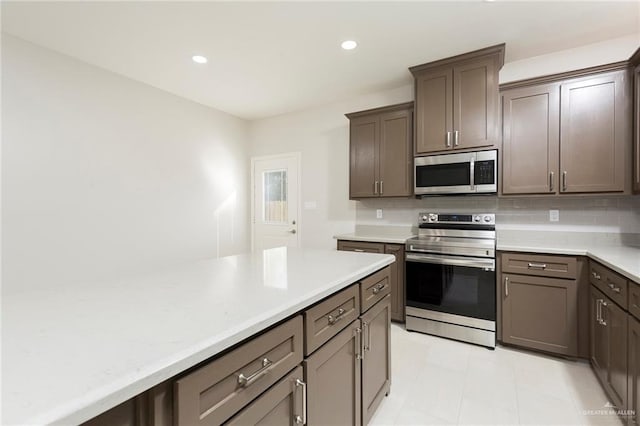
[{"left": 415, "top": 160, "right": 472, "bottom": 194}]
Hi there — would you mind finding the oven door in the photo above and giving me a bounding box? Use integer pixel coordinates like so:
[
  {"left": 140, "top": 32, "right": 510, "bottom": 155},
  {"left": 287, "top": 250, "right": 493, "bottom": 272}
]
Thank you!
[{"left": 405, "top": 252, "right": 496, "bottom": 321}]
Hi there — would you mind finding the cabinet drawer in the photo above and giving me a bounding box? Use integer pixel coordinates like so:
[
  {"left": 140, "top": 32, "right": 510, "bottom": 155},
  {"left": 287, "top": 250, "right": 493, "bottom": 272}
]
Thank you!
[
  {"left": 304, "top": 284, "right": 360, "bottom": 356},
  {"left": 501, "top": 252, "right": 577, "bottom": 279},
  {"left": 360, "top": 267, "right": 392, "bottom": 314},
  {"left": 174, "top": 315, "right": 303, "bottom": 426},
  {"left": 589, "top": 261, "right": 628, "bottom": 309},
  {"left": 337, "top": 240, "right": 385, "bottom": 253},
  {"left": 629, "top": 281, "right": 640, "bottom": 321}
]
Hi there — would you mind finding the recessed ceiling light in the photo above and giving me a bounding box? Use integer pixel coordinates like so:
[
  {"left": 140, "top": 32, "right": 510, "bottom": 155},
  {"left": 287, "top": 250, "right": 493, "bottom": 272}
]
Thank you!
[
  {"left": 192, "top": 55, "right": 208, "bottom": 64},
  {"left": 341, "top": 40, "right": 358, "bottom": 50}
]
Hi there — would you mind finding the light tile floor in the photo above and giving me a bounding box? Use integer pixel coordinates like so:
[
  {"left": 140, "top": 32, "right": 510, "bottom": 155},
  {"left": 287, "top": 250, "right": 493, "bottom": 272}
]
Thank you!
[{"left": 370, "top": 324, "right": 626, "bottom": 426}]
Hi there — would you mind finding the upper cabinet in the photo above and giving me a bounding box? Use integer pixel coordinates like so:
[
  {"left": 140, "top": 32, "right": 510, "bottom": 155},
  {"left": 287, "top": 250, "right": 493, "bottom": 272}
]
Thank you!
[
  {"left": 410, "top": 44, "right": 504, "bottom": 155},
  {"left": 632, "top": 47, "right": 640, "bottom": 194},
  {"left": 346, "top": 102, "right": 413, "bottom": 199},
  {"left": 501, "top": 65, "right": 633, "bottom": 195}
]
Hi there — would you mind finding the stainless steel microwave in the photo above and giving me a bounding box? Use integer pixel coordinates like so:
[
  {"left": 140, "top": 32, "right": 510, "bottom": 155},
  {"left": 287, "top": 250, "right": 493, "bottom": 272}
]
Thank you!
[{"left": 414, "top": 149, "right": 497, "bottom": 195}]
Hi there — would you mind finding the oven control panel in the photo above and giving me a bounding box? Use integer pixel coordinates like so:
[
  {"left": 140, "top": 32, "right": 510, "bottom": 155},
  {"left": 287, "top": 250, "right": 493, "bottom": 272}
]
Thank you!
[{"left": 418, "top": 213, "right": 495, "bottom": 225}]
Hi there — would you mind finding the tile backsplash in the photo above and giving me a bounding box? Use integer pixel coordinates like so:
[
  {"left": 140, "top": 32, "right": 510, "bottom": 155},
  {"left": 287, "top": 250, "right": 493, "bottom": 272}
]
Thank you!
[{"left": 356, "top": 195, "right": 640, "bottom": 234}]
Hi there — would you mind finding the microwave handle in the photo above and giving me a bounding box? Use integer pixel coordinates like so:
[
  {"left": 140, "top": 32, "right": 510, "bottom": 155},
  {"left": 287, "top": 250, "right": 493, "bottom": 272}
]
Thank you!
[{"left": 469, "top": 155, "right": 475, "bottom": 191}]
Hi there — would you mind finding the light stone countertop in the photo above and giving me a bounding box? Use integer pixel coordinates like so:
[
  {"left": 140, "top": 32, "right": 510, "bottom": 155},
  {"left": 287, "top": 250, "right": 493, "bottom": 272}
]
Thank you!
[
  {"left": 2, "top": 247, "right": 394, "bottom": 426},
  {"left": 497, "top": 230, "right": 640, "bottom": 283},
  {"left": 334, "top": 225, "right": 417, "bottom": 245}
]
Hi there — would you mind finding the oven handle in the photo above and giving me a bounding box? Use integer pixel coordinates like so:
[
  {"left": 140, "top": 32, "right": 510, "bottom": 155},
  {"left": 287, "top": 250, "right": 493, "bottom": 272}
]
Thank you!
[{"left": 406, "top": 253, "right": 495, "bottom": 271}]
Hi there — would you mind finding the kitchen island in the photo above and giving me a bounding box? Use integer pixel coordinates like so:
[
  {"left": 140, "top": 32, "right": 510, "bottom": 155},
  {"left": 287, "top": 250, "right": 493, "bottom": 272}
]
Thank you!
[{"left": 2, "top": 247, "right": 394, "bottom": 425}]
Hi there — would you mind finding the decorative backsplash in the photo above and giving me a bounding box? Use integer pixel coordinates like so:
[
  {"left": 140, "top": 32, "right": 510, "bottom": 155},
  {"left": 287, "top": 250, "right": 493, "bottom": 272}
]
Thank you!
[{"left": 356, "top": 195, "right": 640, "bottom": 234}]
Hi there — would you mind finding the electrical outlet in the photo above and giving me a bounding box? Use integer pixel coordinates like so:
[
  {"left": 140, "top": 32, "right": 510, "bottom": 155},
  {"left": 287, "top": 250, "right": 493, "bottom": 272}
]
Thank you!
[
  {"left": 549, "top": 209, "right": 560, "bottom": 222},
  {"left": 376, "top": 209, "right": 383, "bottom": 219}
]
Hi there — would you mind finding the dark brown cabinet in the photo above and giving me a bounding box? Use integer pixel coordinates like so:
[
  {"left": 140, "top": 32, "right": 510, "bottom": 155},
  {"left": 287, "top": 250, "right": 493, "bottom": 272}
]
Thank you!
[
  {"left": 501, "top": 67, "right": 632, "bottom": 195},
  {"left": 591, "top": 286, "right": 628, "bottom": 410},
  {"left": 361, "top": 295, "right": 391, "bottom": 425},
  {"left": 346, "top": 103, "right": 413, "bottom": 199},
  {"left": 634, "top": 62, "right": 640, "bottom": 194},
  {"left": 629, "top": 315, "right": 640, "bottom": 426},
  {"left": 225, "top": 366, "right": 305, "bottom": 425},
  {"left": 501, "top": 83, "right": 560, "bottom": 194},
  {"left": 410, "top": 44, "right": 504, "bottom": 154},
  {"left": 337, "top": 240, "right": 405, "bottom": 322},
  {"left": 499, "top": 252, "right": 580, "bottom": 357}
]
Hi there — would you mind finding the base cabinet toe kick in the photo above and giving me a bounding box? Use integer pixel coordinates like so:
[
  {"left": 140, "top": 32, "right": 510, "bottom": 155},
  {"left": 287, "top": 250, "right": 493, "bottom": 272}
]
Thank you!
[{"left": 82, "top": 266, "right": 392, "bottom": 426}]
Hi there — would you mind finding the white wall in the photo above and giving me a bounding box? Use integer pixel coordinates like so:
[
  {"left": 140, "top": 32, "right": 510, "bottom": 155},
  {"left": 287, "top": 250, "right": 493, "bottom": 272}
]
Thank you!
[
  {"left": 248, "top": 85, "right": 413, "bottom": 249},
  {"left": 2, "top": 35, "right": 250, "bottom": 289}
]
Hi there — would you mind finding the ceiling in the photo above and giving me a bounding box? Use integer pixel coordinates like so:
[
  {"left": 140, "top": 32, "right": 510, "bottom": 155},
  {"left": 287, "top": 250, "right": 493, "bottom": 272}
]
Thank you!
[{"left": 2, "top": 1, "right": 639, "bottom": 120}]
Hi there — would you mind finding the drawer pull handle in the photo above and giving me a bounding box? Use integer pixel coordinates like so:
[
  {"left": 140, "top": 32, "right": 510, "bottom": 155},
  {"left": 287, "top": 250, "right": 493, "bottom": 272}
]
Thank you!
[
  {"left": 592, "top": 271, "right": 601, "bottom": 280},
  {"left": 328, "top": 308, "right": 346, "bottom": 325},
  {"left": 353, "top": 249, "right": 365, "bottom": 253},
  {"left": 527, "top": 263, "right": 547, "bottom": 269},
  {"left": 295, "top": 379, "right": 307, "bottom": 425},
  {"left": 238, "top": 358, "right": 273, "bottom": 387},
  {"left": 607, "top": 283, "right": 621, "bottom": 293},
  {"left": 372, "top": 283, "right": 387, "bottom": 294}
]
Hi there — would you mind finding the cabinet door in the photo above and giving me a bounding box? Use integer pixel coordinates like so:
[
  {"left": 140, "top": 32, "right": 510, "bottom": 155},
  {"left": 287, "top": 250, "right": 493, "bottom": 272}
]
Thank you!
[
  {"left": 225, "top": 366, "right": 305, "bottom": 426},
  {"left": 361, "top": 295, "right": 391, "bottom": 425},
  {"left": 414, "top": 67, "right": 453, "bottom": 154},
  {"left": 304, "top": 320, "right": 362, "bottom": 426},
  {"left": 384, "top": 244, "right": 405, "bottom": 322},
  {"left": 501, "top": 83, "right": 560, "bottom": 194},
  {"left": 350, "top": 115, "right": 379, "bottom": 198},
  {"left": 591, "top": 286, "right": 609, "bottom": 385},
  {"left": 560, "top": 70, "right": 630, "bottom": 193},
  {"left": 634, "top": 65, "right": 640, "bottom": 194},
  {"left": 502, "top": 274, "right": 578, "bottom": 356},
  {"left": 379, "top": 108, "right": 413, "bottom": 197},
  {"left": 602, "top": 297, "right": 629, "bottom": 410},
  {"left": 629, "top": 316, "right": 640, "bottom": 426},
  {"left": 453, "top": 58, "right": 499, "bottom": 150}
]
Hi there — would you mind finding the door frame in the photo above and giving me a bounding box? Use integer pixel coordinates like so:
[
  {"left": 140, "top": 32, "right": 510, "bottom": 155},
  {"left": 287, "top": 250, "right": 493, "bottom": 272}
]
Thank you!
[{"left": 250, "top": 152, "right": 302, "bottom": 251}]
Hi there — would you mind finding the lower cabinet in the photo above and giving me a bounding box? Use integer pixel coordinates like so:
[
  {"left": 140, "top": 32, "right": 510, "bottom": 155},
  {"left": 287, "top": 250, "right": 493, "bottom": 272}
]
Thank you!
[
  {"left": 225, "top": 366, "right": 305, "bottom": 425},
  {"left": 304, "top": 319, "right": 362, "bottom": 425},
  {"left": 361, "top": 294, "right": 391, "bottom": 425},
  {"left": 629, "top": 315, "right": 640, "bottom": 426},
  {"left": 501, "top": 273, "right": 578, "bottom": 355},
  {"left": 590, "top": 285, "right": 628, "bottom": 411},
  {"left": 499, "top": 252, "right": 579, "bottom": 357},
  {"left": 337, "top": 240, "right": 405, "bottom": 322}
]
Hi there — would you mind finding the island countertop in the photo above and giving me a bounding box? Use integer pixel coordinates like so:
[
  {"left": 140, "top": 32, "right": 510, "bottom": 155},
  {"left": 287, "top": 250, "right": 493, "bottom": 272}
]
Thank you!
[{"left": 2, "top": 247, "right": 394, "bottom": 425}]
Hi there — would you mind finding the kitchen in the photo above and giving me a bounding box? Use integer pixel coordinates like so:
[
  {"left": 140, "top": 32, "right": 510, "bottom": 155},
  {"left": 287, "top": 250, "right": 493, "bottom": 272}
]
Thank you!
[{"left": 2, "top": 2, "right": 640, "bottom": 426}]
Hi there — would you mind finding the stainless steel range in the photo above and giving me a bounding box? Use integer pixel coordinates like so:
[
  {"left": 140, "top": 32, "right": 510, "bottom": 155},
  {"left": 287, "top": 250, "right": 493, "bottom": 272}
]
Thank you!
[{"left": 405, "top": 212, "right": 496, "bottom": 348}]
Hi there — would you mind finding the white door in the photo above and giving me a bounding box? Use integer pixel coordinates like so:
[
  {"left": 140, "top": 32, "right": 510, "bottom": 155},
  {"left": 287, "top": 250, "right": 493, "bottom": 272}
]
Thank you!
[{"left": 252, "top": 153, "right": 300, "bottom": 251}]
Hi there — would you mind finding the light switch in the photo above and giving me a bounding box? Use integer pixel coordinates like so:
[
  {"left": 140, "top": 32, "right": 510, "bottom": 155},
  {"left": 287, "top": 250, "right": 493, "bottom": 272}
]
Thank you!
[{"left": 549, "top": 209, "right": 560, "bottom": 222}]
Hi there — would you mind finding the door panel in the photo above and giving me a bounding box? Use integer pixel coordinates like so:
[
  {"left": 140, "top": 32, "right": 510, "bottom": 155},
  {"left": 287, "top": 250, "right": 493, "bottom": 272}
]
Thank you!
[
  {"left": 350, "top": 116, "right": 378, "bottom": 198},
  {"left": 603, "top": 298, "right": 628, "bottom": 410},
  {"left": 453, "top": 58, "right": 498, "bottom": 150},
  {"left": 415, "top": 68, "right": 453, "bottom": 154},
  {"left": 502, "top": 274, "right": 577, "bottom": 356},
  {"left": 379, "top": 109, "right": 413, "bottom": 197},
  {"left": 560, "top": 71, "right": 629, "bottom": 193},
  {"left": 634, "top": 65, "right": 640, "bottom": 193},
  {"left": 502, "top": 83, "right": 560, "bottom": 194},
  {"left": 629, "top": 316, "right": 640, "bottom": 426},
  {"left": 224, "top": 366, "right": 304, "bottom": 426},
  {"left": 304, "top": 320, "right": 361, "bottom": 426},
  {"left": 361, "top": 296, "right": 391, "bottom": 425},
  {"left": 253, "top": 154, "right": 300, "bottom": 250},
  {"left": 591, "top": 287, "right": 609, "bottom": 385}
]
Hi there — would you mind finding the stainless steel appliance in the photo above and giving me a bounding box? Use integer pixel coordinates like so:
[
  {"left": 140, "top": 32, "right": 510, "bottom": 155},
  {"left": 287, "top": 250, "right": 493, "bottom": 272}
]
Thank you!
[
  {"left": 405, "top": 212, "right": 496, "bottom": 348},
  {"left": 414, "top": 149, "right": 497, "bottom": 195}
]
